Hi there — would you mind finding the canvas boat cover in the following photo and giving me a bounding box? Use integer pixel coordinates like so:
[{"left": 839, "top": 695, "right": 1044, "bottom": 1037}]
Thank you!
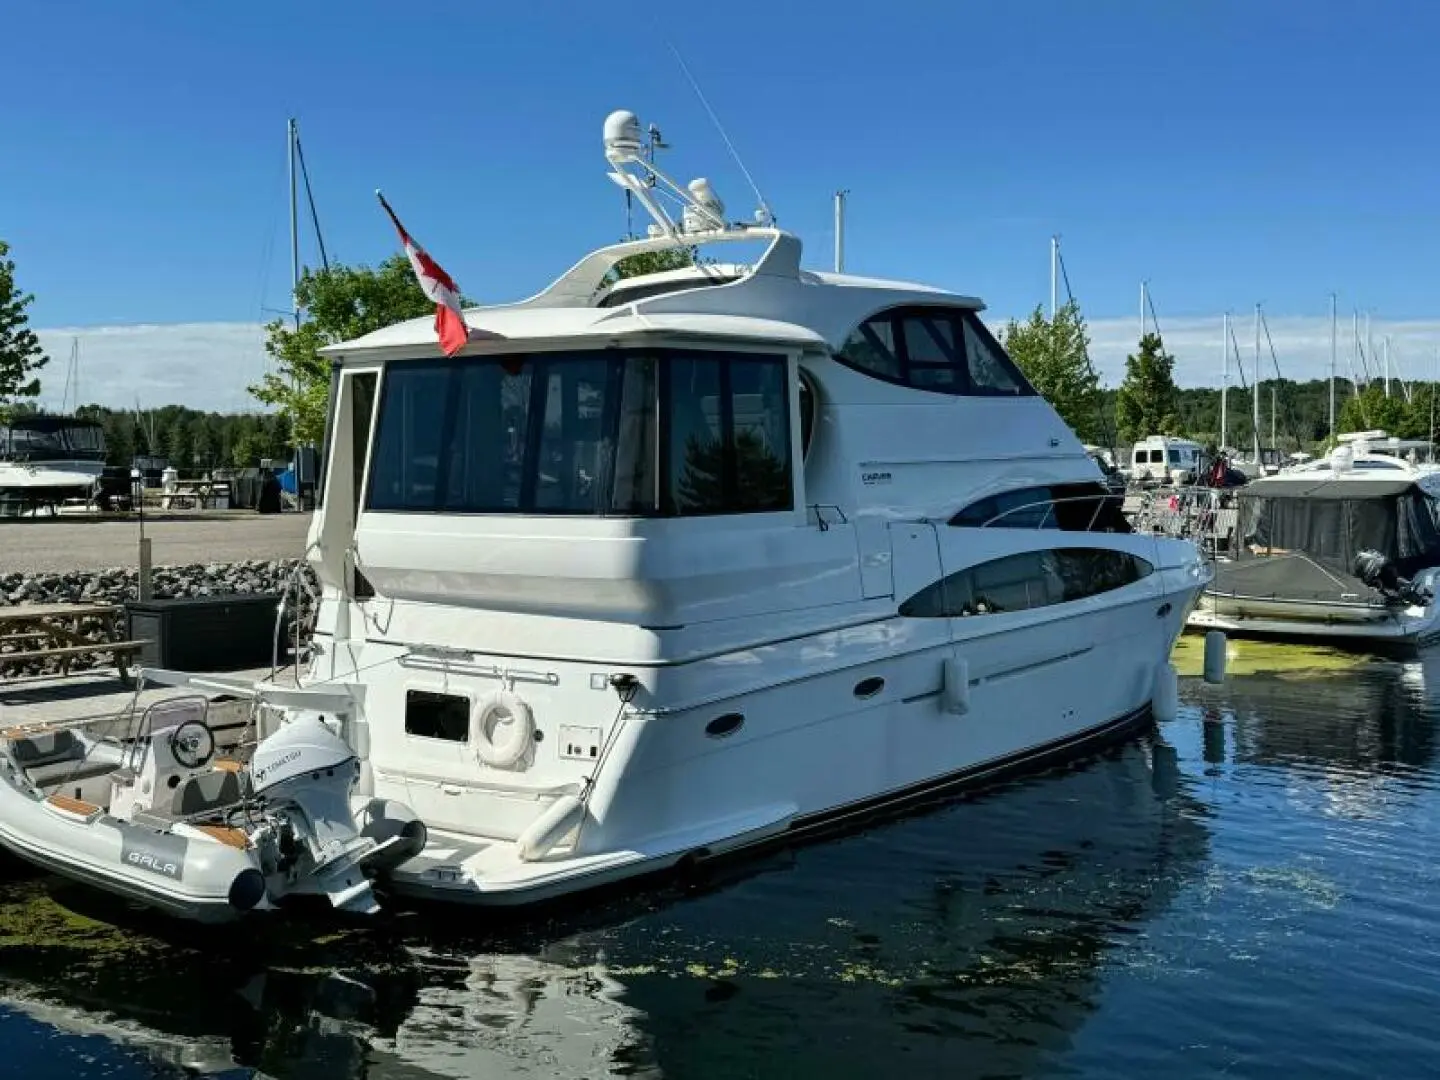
[{"left": 1208, "top": 476, "right": 1440, "bottom": 604}]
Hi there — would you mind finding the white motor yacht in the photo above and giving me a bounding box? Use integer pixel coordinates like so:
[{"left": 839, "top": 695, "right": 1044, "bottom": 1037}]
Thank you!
[
  {"left": 1189, "top": 435, "right": 1440, "bottom": 649},
  {"left": 169, "top": 110, "right": 1211, "bottom": 909},
  {"left": 0, "top": 414, "right": 105, "bottom": 510}
]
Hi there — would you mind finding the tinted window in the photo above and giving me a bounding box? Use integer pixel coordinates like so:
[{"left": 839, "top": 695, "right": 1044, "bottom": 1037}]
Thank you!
[
  {"left": 368, "top": 349, "right": 790, "bottom": 517},
  {"left": 835, "top": 307, "right": 1034, "bottom": 397},
  {"left": 899, "top": 548, "right": 1153, "bottom": 617},
  {"left": 405, "top": 690, "right": 470, "bottom": 741},
  {"left": 950, "top": 482, "right": 1130, "bottom": 533},
  {"left": 665, "top": 354, "right": 792, "bottom": 515}
]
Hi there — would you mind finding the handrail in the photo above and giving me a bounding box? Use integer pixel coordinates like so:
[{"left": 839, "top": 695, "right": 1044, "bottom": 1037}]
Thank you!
[{"left": 974, "top": 491, "right": 1127, "bottom": 532}]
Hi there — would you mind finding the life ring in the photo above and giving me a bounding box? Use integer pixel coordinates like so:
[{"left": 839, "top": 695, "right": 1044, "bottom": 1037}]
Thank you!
[{"left": 471, "top": 690, "right": 535, "bottom": 769}]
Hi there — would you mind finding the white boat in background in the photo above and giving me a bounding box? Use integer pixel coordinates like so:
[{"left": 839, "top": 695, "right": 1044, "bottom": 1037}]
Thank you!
[
  {"left": 119, "top": 108, "right": 1210, "bottom": 913},
  {"left": 0, "top": 413, "right": 106, "bottom": 510},
  {"left": 1189, "top": 435, "right": 1440, "bottom": 649}
]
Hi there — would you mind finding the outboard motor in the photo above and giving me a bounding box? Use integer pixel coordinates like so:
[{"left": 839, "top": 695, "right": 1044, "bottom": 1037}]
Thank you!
[
  {"left": 1354, "top": 549, "right": 1434, "bottom": 607},
  {"left": 247, "top": 715, "right": 416, "bottom": 914}
]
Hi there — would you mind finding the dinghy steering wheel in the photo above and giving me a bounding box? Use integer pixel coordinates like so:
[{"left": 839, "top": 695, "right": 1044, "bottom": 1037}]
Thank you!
[{"left": 170, "top": 719, "right": 216, "bottom": 771}]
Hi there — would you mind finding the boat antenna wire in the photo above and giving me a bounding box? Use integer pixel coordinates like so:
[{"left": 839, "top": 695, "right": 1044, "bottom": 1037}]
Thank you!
[
  {"left": 665, "top": 39, "right": 775, "bottom": 225},
  {"left": 1055, "top": 248, "right": 1119, "bottom": 459}
]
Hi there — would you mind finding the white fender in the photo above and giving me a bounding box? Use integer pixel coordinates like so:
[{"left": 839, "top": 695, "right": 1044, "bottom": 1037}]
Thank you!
[
  {"left": 1202, "top": 631, "right": 1228, "bottom": 685},
  {"left": 516, "top": 794, "right": 584, "bottom": 862},
  {"left": 1150, "top": 662, "right": 1179, "bottom": 723},
  {"left": 471, "top": 690, "right": 535, "bottom": 770},
  {"left": 941, "top": 656, "right": 969, "bottom": 715}
]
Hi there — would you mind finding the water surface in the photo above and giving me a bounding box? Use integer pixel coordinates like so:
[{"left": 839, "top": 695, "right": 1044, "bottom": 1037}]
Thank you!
[{"left": 2, "top": 645, "right": 1438, "bottom": 1078}]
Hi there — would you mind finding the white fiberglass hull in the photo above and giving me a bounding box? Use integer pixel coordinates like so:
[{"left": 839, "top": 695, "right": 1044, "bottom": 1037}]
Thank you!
[
  {"left": 1188, "top": 599, "right": 1440, "bottom": 648},
  {"left": 369, "top": 573, "right": 1205, "bottom": 908},
  {"left": 0, "top": 460, "right": 101, "bottom": 496}
]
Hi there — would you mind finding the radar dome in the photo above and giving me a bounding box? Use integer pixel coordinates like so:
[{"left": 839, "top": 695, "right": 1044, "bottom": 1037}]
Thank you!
[{"left": 603, "top": 110, "right": 642, "bottom": 160}]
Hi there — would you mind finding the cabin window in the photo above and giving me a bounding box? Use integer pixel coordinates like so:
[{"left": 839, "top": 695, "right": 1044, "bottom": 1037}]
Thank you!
[
  {"left": 404, "top": 690, "right": 470, "bottom": 742},
  {"left": 899, "top": 548, "right": 1153, "bottom": 618},
  {"left": 950, "top": 483, "right": 1130, "bottom": 532},
  {"left": 835, "top": 307, "right": 1034, "bottom": 397},
  {"left": 366, "top": 348, "right": 792, "bottom": 517}
]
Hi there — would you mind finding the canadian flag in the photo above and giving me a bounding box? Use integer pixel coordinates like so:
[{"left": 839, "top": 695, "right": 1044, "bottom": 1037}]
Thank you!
[{"left": 376, "top": 190, "right": 470, "bottom": 356}]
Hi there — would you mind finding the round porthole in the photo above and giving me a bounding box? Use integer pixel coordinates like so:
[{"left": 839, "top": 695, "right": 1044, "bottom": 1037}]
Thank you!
[
  {"left": 705, "top": 713, "right": 744, "bottom": 738},
  {"left": 854, "top": 676, "right": 885, "bottom": 699}
]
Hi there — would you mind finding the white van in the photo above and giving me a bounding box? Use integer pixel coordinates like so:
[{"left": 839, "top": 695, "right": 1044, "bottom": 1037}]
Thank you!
[{"left": 1130, "top": 436, "right": 1203, "bottom": 486}]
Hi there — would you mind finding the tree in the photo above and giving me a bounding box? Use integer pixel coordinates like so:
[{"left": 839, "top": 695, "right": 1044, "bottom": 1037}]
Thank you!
[
  {"left": 1001, "top": 300, "right": 1102, "bottom": 441},
  {"left": 608, "top": 245, "right": 695, "bottom": 284},
  {"left": 249, "top": 255, "right": 439, "bottom": 447},
  {"left": 0, "top": 240, "right": 48, "bottom": 422},
  {"left": 1115, "top": 332, "right": 1180, "bottom": 444},
  {"left": 1339, "top": 384, "right": 1416, "bottom": 439}
]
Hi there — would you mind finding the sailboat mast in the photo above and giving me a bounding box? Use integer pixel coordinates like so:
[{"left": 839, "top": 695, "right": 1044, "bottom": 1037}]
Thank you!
[
  {"left": 1050, "top": 236, "right": 1059, "bottom": 320},
  {"left": 1220, "top": 312, "right": 1229, "bottom": 451},
  {"left": 1139, "top": 281, "right": 1147, "bottom": 341},
  {"left": 1329, "top": 293, "right": 1337, "bottom": 440},
  {"left": 1252, "top": 304, "right": 1262, "bottom": 462},
  {"left": 288, "top": 117, "right": 300, "bottom": 332}
]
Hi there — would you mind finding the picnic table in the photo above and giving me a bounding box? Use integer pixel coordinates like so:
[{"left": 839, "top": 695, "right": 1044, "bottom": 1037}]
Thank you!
[{"left": 0, "top": 603, "right": 147, "bottom": 685}]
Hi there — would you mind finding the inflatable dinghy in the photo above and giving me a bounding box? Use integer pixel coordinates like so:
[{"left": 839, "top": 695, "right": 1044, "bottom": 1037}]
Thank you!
[{"left": 0, "top": 694, "right": 425, "bottom": 923}]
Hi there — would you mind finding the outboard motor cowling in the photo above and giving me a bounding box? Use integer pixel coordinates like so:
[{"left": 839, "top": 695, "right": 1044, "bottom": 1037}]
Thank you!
[
  {"left": 1354, "top": 549, "right": 1434, "bottom": 607},
  {"left": 248, "top": 716, "right": 414, "bottom": 914}
]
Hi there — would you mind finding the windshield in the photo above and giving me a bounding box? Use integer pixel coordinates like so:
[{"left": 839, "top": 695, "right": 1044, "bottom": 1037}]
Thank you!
[
  {"left": 366, "top": 348, "right": 793, "bottom": 517},
  {"left": 2, "top": 419, "right": 106, "bottom": 461}
]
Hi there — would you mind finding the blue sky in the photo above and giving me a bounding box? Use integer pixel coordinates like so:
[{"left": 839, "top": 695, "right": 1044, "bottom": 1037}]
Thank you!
[{"left": 3, "top": 1, "right": 1438, "bottom": 407}]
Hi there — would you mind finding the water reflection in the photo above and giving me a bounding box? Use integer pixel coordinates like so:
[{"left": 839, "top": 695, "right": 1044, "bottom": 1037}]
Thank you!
[
  {"left": 1185, "top": 651, "right": 1440, "bottom": 775},
  {"left": 0, "top": 734, "right": 1210, "bottom": 1079}
]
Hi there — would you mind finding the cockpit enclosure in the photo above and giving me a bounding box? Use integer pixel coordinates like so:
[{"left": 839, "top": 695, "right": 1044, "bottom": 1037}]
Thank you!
[
  {"left": 366, "top": 347, "right": 793, "bottom": 518},
  {"left": 0, "top": 415, "right": 107, "bottom": 462}
]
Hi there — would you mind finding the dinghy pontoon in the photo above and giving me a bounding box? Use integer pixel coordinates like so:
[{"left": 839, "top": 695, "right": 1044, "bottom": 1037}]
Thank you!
[{"left": 0, "top": 687, "right": 426, "bottom": 923}]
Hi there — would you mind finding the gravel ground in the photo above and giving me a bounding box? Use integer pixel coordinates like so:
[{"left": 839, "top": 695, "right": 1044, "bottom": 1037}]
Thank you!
[{"left": 0, "top": 512, "right": 314, "bottom": 573}]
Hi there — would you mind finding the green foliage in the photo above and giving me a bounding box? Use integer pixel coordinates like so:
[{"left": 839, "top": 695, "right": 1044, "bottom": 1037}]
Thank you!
[
  {"left": 74, "top": 404, "right": 292, "bottom": 470},
  {"left": 0, "top": 240, "right": 48, "bottom": 424},
  {"left": 608, "top": 245, "right": 696, "bottom": 284},
  {"left": 1001, "top": 301, "right": 1102, "bottom": 442},
  {"left": 1114, "top": 333, "right": 1180, "bottom": 444},
  {"left": 1338, "top": 383, "right": 1433, "bottom": 440},
  {"left": 249, "top": 254, "right": 441, "bottom": 446}
]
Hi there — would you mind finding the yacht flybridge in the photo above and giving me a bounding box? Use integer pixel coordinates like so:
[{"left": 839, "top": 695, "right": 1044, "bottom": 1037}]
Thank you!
[{"left": 2, "top": 110, "right": 1212, "bottom": 920}]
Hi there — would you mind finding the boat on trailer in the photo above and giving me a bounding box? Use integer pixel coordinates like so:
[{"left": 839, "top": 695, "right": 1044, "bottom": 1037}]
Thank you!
[
  {"left": 1188, "top": 436, "right": 1440, "bottom": 650},
  {"left": 0, "top": 689, "right": 425, "bottom": 923},
  {"left": 127, "top": 109, "right": 1210, "bottom": 912}
]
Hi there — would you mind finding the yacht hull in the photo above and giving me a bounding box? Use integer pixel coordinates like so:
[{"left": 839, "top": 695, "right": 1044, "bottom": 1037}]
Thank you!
[{"left": 376, "top": 577, "right": 1203, "bottom": 908}]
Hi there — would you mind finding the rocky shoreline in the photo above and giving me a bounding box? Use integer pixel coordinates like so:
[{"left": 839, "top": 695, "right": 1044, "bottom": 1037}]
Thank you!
[{"left": 0, "top": 559, "right": 320, "bottom": 679}]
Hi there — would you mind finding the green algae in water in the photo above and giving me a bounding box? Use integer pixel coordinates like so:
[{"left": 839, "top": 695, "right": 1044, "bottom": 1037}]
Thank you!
[{"left": 1171, "top": 635, "right": 1374, "bottom": 678}]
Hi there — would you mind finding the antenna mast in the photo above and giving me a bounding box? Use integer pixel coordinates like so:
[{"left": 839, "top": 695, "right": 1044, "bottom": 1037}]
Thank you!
[
  {"left": 834, "top": 190, "right": 848, "bottom": 273},
  {"left": 1139, "top": 281, "right": 1147, "bottom": 340}
]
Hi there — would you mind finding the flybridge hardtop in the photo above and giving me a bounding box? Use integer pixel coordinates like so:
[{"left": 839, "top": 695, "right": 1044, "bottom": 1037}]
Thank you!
[
  {"left": 323, "top": 115, "right": 981, "bottom": 360},
  {"left": 320, "top": 232, "right": 983, "bottom": 357}
]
